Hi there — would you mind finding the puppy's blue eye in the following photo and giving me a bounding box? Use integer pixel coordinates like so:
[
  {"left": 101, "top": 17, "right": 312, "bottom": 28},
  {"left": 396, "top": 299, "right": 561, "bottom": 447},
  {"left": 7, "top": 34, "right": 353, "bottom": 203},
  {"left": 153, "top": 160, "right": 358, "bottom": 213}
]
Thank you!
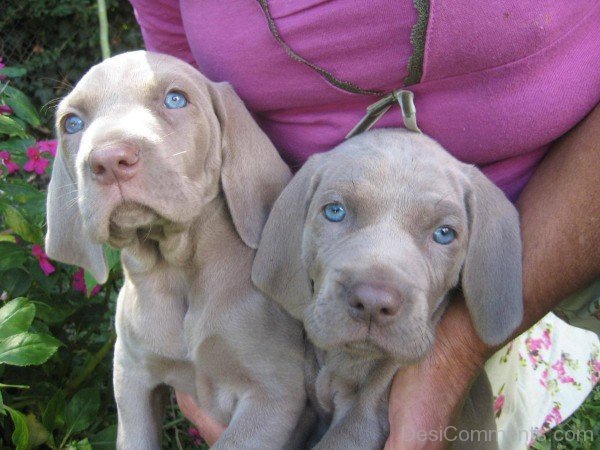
[
  {"left": 64, "top": 115, "right": 84, "bottom": 134},
  {"left": 323, "top": 203, "right": 346, "bottom": 222},
  {"left": 164, "top": 91, "right": 188, "bottom": 109},
  {"left": 433, "top": 226, "right": 456, "bottom": 245}
]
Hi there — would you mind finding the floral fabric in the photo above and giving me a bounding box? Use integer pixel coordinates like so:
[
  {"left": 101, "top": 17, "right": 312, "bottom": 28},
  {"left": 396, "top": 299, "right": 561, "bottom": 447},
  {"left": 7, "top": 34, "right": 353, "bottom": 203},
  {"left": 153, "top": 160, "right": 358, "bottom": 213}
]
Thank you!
[{"left": 486, "top": 313, "right": 599, "bottom": 449}]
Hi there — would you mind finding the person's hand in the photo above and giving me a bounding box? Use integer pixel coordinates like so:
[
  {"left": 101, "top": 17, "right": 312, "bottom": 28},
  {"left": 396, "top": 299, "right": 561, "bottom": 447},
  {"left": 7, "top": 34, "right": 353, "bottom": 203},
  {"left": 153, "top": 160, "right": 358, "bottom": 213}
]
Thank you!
[
  {"left": 175, "top": 391, "right": 226, "bottom": 446},
  {"left": 384, "top": 298, "right": 491, "bottom": 450}
]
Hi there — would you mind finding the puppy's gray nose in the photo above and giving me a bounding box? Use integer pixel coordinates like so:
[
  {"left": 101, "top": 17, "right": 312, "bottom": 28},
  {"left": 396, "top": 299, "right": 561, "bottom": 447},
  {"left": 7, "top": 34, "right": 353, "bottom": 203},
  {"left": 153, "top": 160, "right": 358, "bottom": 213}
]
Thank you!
[
  {"left": 90, "top": 145, "right": 139, "bottom": 185},
  {"left": 348, "top": 283, "right": 400, "bottom": 324}
]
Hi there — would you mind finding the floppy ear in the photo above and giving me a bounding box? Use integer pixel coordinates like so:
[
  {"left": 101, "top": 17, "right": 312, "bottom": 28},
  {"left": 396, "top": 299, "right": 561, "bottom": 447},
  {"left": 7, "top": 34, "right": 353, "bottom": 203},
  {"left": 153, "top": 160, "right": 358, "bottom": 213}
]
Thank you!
[
  {"left": 45, "top": 145, "right": 108, "bottom": 283},
  {"left": 461, "top": 168, "right": 523, "bottom": 346},
  {"left": 251, "top": 157, "right": 322, "bottom": 320},
  {"left": 210, "top": 82, "right": 292, "bottom": 249}
]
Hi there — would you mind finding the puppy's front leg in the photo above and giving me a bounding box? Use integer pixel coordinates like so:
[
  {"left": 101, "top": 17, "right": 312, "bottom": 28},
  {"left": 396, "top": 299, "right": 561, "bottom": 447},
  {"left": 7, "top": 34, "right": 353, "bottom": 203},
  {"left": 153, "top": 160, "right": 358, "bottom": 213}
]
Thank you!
[
  {"left": 114, "top": 339, "right": 168, "bottom": 450},
  {"left": 312, "top": 361, "right": 396, "bottom": 450},
  {"left": 211, "top": 389, "right": 305, "bottom": 450},
  {"left": 312, "top": 401, "right": 388, "bottom": 450}
]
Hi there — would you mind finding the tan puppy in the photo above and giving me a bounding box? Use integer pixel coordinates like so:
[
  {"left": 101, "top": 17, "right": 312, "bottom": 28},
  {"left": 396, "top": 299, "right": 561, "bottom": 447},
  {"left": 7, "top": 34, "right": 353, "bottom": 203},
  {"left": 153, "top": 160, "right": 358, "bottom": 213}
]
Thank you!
[
  {"left": 253, "top": 129, "right": 523, "bottom": 449},
  {"left": 45, "top": 51, "right": 306, "bottom": 450}
]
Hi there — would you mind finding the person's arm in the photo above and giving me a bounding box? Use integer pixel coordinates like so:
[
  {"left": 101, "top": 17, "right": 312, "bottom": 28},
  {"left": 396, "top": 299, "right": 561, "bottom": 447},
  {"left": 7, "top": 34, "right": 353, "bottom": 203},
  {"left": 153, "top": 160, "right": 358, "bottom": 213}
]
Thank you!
[
  {"left": 385, "top": 101, "right": 600, "bottom": 449},
  {"left": 176, "top": 392, "right": 225, "bottom": 445},
  {"left": 128, "top": 0, "right": 196, "bottom": 66}
]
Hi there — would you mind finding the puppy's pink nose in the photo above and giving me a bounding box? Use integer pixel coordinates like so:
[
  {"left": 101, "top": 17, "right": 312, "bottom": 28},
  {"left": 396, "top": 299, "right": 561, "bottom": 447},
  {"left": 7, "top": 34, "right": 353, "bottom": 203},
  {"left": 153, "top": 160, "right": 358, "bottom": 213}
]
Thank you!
[
  {"left": 90, "top": 145, "right": 139, "bottom": 185},
  {"left": 348, "top": 283, "right": 400, "bottom": 324}
]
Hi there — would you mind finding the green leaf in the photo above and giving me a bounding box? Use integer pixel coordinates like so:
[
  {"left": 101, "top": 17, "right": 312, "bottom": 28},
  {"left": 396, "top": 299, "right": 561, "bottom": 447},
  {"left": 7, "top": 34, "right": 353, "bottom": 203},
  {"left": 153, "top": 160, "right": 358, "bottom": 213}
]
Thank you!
[
  {"left": 34, "top": 301, "right": 79, "bottom": 326},
  {"left": 0, "top": 241, "right": 28, "bottom": 271},
  {"left": 89, "top": 425, "right": 117, "bottom": 450},
  {"left": 26, "top": 413, "right": 50, "bottom": 448},
  {"left": 5, "top": 406, "right": 29, "bottom": 450},
  {"left": 68, "top": 438, "right": 92, "bottom": 450},
  {"left": 0, "top": 137, "right": 36, "bottom": 154},
  {"left": 42, "top": 389, "right": 66, "bottom": 433},
  {"left": 2, "top": 204, "right": 44, "bottom": 244},
  {"left": 3, "top": 85, "right": 41, "bottom": 127},
  {"left": 1, "top": 179, "right": 45, "bottom": 203},
  {"left": 0, "top": 268, "right": 31, "bottom": 297},
  {"left": 82, "top": 245, "right": 120, "bottom": 294},
  {"left": 105, "top": 246, "right": 121, "bottom": 270},
  {"left": 0, "top": 332, "right": 61, "bottom": 366},
  {"left": 20, "top": 197, "right": 48, "bottom": 222},
  {"left": 0, "top": 67, "right": 27, "bottom": 77},
  {"left": 64, "top": 388, "right": 100, "bottom": 435},
  {"left": 84, "top": 270, "right": 98, "bottom": 297},
  {"left": 0, "top": 390, "right": 4, "bottom": 415},
  {"left": 0, "top": 114, "right": 26, "bottom": 136},
  {"left": 28, "top": 264, "right": 54, "bottom": 293},
  {"left": 0, "top": 297, "right": 35, "bottom": 339}
]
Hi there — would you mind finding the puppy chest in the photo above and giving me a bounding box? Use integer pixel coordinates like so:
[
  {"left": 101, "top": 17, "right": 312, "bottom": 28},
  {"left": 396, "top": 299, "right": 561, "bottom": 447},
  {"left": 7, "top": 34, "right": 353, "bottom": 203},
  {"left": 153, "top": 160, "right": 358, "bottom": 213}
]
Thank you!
[
  {"left": 314, "top": 366, "right": 361, "bottom": 417},
  {"left": 190, "top": 340, "right": 250, "bottom": 424},
  {"left": 117, "top": 288, "right": 189, "bottom": 361}
]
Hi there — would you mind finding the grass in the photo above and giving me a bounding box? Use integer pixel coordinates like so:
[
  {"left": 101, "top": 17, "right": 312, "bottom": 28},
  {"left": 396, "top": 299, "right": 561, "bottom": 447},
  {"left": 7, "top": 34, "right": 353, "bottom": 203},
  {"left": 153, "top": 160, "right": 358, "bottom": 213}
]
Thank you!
[{"left": 532, "top": 383, "right": 600, "bottom": 450}]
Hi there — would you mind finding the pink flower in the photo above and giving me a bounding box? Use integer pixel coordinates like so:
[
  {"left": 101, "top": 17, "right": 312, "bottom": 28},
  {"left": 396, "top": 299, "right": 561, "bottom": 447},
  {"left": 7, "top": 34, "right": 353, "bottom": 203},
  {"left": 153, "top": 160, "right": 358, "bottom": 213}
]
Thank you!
[
  {"left": 552, "top": 359, "right": 565, "bottom": 375},
  {"left": 72, "top": 269, "right": 87, "bottom": 293},
  {"left": 589, "top": 358, "right": 600, "bottom": 384},
  {"left": 32, "top": 244, "right": 55, "bottom": 276},
  {"left": 525, "top": 335, "right": 550, "bottom": 368},
  {"left": 527, "top": 337, "right": 543, "bottom": 352},
  {"left": 551, "top": 357, "right": 575, "bottom": 384},
  {"left": 541, "top": 404, "right": 563, "bottom": 432},
  {"left": 23, "top": 147, "right": 50, "bottom": 175},
  {"left": 493, "top": 394, "right": 505, "bottom": 415},
  {"left": 72, "top": 268, "right": 101, "bottom": 296},
  {"left": 528, "top": 335, "right": 550, "bottom": 352},
  {"left": 37, "top": 139, "right": 57, "bottom": 157},
  {"left": 550, "top": 405, "right": 562, "bottom": 424},
  {"left": 188, "top": 427, "right": 205, "bottom": 446},
  {"left": 0, "top": 104, "right": 13, "bottom": 115},
  {"left": 0, "top": 57, "right": 5, "bottom": 81},
  {"left": 542, "top": 328, "right": 552, "bottom": 348},
  {"left": 539, "top": 369, "right": 549, "bottom": 388},
  {"left": 0, "top": 151, "right": 19, "bottom": 174}
]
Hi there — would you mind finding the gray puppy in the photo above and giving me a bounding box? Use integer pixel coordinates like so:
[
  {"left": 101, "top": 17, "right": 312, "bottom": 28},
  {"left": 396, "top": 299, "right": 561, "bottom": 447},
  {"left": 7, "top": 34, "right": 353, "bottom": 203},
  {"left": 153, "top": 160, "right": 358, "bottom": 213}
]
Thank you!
[
  {"left": 45, "top": 51, "right": 306, "bottom": 450},
  {"left": 253, "top": 129, "right": 523, "bottom": 449}
]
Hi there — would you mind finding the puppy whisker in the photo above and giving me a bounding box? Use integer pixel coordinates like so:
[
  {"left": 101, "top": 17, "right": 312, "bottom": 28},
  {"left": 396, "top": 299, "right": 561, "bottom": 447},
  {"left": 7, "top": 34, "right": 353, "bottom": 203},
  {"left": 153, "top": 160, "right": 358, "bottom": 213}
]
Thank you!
[
  {"left": 65, "top": 197, "right": 81, "bottom": 211},
  {"left": 42, "top": 97, "right": 65, "bottom": 114},
  {"left": 54, "top": 182, "right": 78, "bottom": 190},
  {"left": 168, "top": 150, "right": 188, "bottom": 159},
  {"left": 158, "top": 130, "right": 178, "bottom": 141},
  {"left": 39, "top": 77, "right": 74, "bottom": 91},
  {"left": 55, "top": 189, "right": 80, "bottom": 200}
]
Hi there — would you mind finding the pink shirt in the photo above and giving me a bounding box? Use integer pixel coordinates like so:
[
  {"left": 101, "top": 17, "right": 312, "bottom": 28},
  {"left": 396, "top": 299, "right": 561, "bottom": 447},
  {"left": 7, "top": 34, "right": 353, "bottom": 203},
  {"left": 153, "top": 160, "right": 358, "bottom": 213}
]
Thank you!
[{"left": 130, "top": 0, "right": 600, "bottom": 201}]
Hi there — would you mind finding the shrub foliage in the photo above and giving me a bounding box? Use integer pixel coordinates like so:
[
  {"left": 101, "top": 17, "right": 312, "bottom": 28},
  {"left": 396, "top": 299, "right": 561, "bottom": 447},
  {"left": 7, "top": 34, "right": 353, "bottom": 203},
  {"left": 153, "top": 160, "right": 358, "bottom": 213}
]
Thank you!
[{"left": 0, "top": 0, "right": 143, "bottom": 127}]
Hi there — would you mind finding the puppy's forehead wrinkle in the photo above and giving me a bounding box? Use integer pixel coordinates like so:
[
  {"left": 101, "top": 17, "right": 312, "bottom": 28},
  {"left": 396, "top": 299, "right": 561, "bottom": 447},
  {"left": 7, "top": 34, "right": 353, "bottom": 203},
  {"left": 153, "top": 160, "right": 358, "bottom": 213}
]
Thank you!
[{"left": 320, "top": 156, "right": 458, "bottom": 209}]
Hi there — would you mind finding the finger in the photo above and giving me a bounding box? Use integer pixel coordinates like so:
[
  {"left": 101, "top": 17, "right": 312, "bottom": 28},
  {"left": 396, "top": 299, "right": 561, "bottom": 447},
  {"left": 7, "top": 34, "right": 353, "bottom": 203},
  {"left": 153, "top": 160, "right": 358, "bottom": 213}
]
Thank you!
[{"left": 175, "top": 391, "right": 226, "bottom": 446}]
